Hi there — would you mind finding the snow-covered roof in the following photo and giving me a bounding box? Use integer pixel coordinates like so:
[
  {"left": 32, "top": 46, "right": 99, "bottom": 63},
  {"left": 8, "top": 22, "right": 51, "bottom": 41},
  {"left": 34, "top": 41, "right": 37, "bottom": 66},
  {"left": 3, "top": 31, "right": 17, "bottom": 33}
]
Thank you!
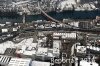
[
  {"left": 16, "top": 42, "right": 37, "bottom": 56},
  {"left": 31, "top": 43, "right": 38, "bottom": 48},
  {"left": 70, "top": 22, "right": 79, "bottom": 27},
  {"left": 23, "top": 50, "right": 36, "bottom": 55},
  {"left": 53, "top": 32, "right": 76, "bottom": 39},
  {"left": 61, "top": 0, "right": 76, "bottom": 5},
  {"left": 53, "top": 40, "right": 61, "bottom": 49},
  {"left": 31, "top": 61, "right": 50, "bottom": 66},
  {"left": 0, "top": 41, "right": 16, "bottom": 54},
  {"left": 77, "top": 46, "right": 86, "bottom": 53},
  {"left": 8, "top": 58, "right": 31, "bottom": 66},
  {"left": 0, "top": 37, "right": 60, "bottom": 57},
  {"left": 36, "top": 48, "right": 48, "bottom": 56},
  {"left": 24, "top": 38, "right": 33, "bottom": 46},
  {"left": 0, "top": 38, "right": 34, "bottom": 48},
  {"left": 47, "top": 52, "right": 54, "bottom": 57},
  {"left": 2, "top": 28, "right": 8, "bottom": 33},
  {"left": 13, "top": 28, "right": 17, "bottom": 31},
  {"left": 0, "top": 44, "right": 7, "bottom": 54},
  {"left": 87, "top": 46, "right": 100, "bottom": 51},
  {"left": 80, "top": 60, "right": 98, "bottom": 66},
  {"left": 0, "top": 38, "right": 37, "bottom": 55},
  {"left": 58, "top": 0, "right": 76, "bottom": 10},
  {"left": 53, "top": 40, "right": 61, "bottom": 57},
  {"left": 0, "top": 24, "right": 5, "bottom": 27}
]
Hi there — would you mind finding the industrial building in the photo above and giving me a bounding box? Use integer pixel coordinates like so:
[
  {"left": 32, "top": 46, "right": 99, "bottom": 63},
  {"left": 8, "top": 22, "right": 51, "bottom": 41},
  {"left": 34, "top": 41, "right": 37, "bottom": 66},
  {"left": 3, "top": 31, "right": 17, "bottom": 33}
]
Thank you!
[
  {"left": 0, "top": 55, "right": 12, "bottom": 66},
  {"left": 8, "top": 58, "right": 32, "bottom": 66}
]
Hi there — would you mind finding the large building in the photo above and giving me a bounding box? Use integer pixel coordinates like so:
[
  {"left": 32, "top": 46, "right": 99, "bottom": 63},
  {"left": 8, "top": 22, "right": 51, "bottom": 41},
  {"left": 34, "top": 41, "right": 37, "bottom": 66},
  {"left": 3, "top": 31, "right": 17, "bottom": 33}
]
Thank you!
[
  {"left": 0, "top": 55, "right": 12, "bottom": 66},
  {"left": 8, "top": 58, "right": 32, "bottom": 66}
]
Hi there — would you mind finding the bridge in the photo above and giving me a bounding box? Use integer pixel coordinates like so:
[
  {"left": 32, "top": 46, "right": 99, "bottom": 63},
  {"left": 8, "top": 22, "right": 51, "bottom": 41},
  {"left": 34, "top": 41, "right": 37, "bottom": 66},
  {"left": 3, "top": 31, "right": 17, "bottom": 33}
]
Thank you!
[
  {"left": 37, "top": 2, "right": 78, "bottom": 28},
  {"left": 37, "top": 2, "right": 60, "bottom": 23}
]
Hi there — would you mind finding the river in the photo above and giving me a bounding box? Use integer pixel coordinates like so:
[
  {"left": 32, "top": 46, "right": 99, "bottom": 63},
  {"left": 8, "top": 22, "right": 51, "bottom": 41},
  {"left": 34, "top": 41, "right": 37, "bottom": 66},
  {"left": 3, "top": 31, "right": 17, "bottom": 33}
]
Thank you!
[{"left": 0, "top": 10, "right": 100, "bottom": 23}]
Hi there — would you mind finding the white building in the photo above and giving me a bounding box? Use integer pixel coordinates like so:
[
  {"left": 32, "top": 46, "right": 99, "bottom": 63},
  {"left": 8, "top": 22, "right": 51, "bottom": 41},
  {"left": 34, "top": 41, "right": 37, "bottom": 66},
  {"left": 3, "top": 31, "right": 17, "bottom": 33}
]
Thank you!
[
  {"left": 0, "top": 24, "right": 5, "bottom": 27},
  {"left": 36, "top": 48, "right": 48, "bottom": 56},
  {"left": 57, "top": 0, "right": 76, "bottom": 11},
  {"left": 0, "top": 44, "right": 7, "bottom": 54},
  {"left": 76, "top": 46, "right": 86, "bottom": 54},
  {"left": 31, "top": 61, "right": 50, "bottom": 66},
  {"left": 53, "top": 40, "right": 61, "bottom": 57},
  {"left": 53, "top": 32, "right": 77, "bottom": 39},
  {"left": 8, "top": 58, "right": 32, "bottom": 66},
  {"left": 13, "top": 28, "right": 18, "bottom": 32},
  {"left": 0, "top": 55, "right": 12, "bottom": 66},
  {"left": 87, "top": 46, "right": 100, "bottom": 51},
  {"left": 75, "top": 60, "right": 99, "bottom": 66},
  {"left": 2, "top": 28, "right": 8, "bottom": 33}
]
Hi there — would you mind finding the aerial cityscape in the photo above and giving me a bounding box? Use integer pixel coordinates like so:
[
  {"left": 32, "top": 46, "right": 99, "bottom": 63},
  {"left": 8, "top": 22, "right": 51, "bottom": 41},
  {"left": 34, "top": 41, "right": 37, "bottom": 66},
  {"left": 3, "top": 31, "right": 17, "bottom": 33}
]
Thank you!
[{"left": 0, "top": 0, "right": 100, "bottom": 66}]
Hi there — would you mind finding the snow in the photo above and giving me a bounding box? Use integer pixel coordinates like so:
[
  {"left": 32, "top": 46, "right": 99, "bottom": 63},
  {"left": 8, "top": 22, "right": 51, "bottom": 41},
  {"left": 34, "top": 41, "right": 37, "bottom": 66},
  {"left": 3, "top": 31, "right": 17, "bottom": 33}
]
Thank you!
[
  {"left": 21, "top": 45, "right": 27, "bottom": 51},
  {"left": 76, "top": 0, "right": 80, "bottom": 3},
  {"left": 0, "top": 41, "right": 15, "bottom": 54},
  {"left": 70, "top": 22, "right": 79, "bottom": 27},
  {"left": 24, "top": 38, "right": 33, "bottom": 46},
  {"left": 61, "top": 0, "right": 76, "bottom": 5},
  {"left": 0, "top": 45, "right": 6, "bottom": 54},
  {"left": 0, "top": 24, "right": 5, "bottom": 27},
  {"left": 2, "top": 29, "right": 8, "bottom": 33},
  {"left": 53, "top": 40, "right": 61, "bottom": 57},
  {"left": 36, "top": 48, "right": 48, "bottom": 56},
  {"left": 8, "top": 58, "right": 31, "bottom": 66},
  {"left": 0, "top": 38, "right": 36, "bottom": 55},
  {"left": 31, "top": 61, "right": 50, "bottom": 66},
  {"left": 47, "top": 53, "right": 54, "bottom": 57},
  {"left": 58, "top": 0, "right": 76, "bottom": 11},
  {"left": 13, "top": 28, "right": 17, "bottom": 31},
  {"left": 77, "top": 46, "right": 86, "bottom": 53},
  {"left": 80, "top": 60, "right": 98, "bottom": 66},
  {"left": 87, "top": 46, "right": 100, "bottom": 51},
  {"left": 30, "top": 43, "right": 38, "bottom": 49},
  {"left": 53, "top": 32, "right": 76, "bottom": 39},
  {"left": 23, "top": 50, "right": 36, "bottom": 55},
  {"left": 0, "top": 37, "right": 60, "bottom": 57},
  {"left": 90, "top": 4, "right": 96, "bottom": 9}
]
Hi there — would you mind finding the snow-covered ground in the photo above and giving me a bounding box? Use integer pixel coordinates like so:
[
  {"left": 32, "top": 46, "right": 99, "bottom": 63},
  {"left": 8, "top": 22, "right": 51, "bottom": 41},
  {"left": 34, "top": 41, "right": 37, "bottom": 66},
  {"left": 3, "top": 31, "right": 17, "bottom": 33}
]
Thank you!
[{"left": 0, "top": 38, "right": 34, "bottom": 54}]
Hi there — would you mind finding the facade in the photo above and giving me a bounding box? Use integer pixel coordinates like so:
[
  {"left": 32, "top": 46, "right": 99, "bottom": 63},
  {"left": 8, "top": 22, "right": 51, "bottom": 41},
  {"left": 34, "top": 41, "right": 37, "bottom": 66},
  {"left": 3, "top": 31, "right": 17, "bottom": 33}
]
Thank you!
[{"left": 0, "top": 55, "right": 12, "bottom": 66}]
